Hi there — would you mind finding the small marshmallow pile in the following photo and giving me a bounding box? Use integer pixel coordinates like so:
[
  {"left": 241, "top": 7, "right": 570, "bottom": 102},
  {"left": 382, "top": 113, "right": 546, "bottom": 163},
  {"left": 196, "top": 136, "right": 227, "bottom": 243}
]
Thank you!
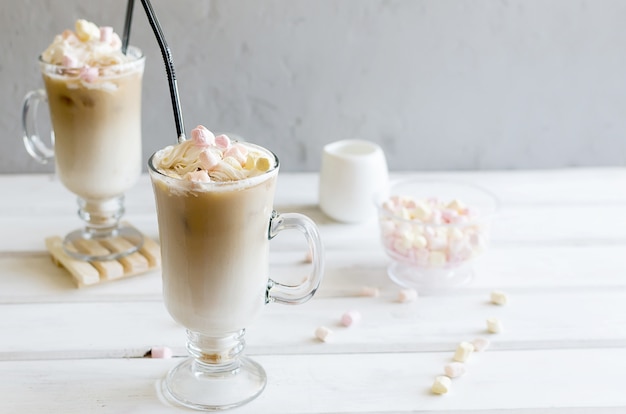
[
  {"left": 430, "top": 290, "right": 508, "bottom": 395},
  {"left": 379, "top": 195, "right": 488, "bottom": 268},
  {"left": 42, "top": 19, "right": 130, "bottom": 83},
  {"left": 431, "top": 337, "right": 491, "bottom": 395},
  {"left": 156, "top": 126, "right": 273, "bottom": 183}
]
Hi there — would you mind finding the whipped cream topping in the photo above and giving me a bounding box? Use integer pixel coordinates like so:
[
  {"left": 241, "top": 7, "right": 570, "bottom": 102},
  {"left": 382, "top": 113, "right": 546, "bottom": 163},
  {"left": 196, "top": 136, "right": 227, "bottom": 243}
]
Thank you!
[
  {"left": 154, "top": 126, "right": 274, "bottom": 183},
  {"left": 42, "top": 20, "right": 132, "bottom": 74}
]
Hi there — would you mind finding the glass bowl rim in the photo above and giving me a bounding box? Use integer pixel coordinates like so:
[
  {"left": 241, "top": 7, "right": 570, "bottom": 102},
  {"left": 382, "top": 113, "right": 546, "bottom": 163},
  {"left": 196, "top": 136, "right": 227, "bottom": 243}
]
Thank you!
[{"left": 376, "top": 177, "right": 500, "bottom": 227}]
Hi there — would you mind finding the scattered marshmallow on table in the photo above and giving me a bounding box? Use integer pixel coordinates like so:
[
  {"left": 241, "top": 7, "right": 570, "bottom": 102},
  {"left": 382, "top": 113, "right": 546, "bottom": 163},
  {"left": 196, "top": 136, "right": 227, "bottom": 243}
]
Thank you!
[
  {"left": 471, "top": 337, "right": 491, "bottom": 352},
  {"left": 315, "top": 326, "right": 333, "bottom": 342},
  {"left": 150, "top": 346, "right": 173, "bottom": 359},
  {"left": 359, "top": 286, "right": 380, "bottom": 297},
  {"left": 486, "top": 317, "right": 503, "bottom": 333},
  {"left": 490, "top": 290, "right": 508, "bottom": 306},
  {"left": 452, "top": 341, "right": 475, "bottom": 362},
  {"left": 431, "top": 375, "right": 452, "bottom": 395},
  {"left": 444, "top": 362, "right": 467, "bottom": 378},
  {"left": 340, "top": 310, "right": 361, "bottom": 327},
  {"left": 397, "top": 288, "right": 418, "bottom": 303}
]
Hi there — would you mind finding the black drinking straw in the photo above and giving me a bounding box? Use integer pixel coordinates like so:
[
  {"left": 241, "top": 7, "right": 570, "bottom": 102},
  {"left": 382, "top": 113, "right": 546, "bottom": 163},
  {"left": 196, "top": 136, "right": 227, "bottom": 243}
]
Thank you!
[
  {"left": 121, "top": 0, "right": 134, "bottom": 55},
  {"left": 140, "top": 0, "right": 186, "bottom": 142}
]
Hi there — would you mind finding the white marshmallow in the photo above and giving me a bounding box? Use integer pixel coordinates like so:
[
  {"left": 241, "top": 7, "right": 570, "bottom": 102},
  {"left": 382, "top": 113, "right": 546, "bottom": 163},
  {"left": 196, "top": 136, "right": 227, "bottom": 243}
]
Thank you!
[
  {"left": 446, "top": 199, "right": 466, "bottom": 213},
  {"left": 315, "top": 326, "right": 333, "bottom": 342},
  {"left": 255, "top": 157, "right": 271, "bottom": 171},
  {"left": 431, "top": 375, "right": 452, "bottom": 395},
  {"left": 413, "top": 201, "right": 432, "bottom": 221},
  {"left": 452, "top": 341, "right": 474, "bottom": 362},
  {"left": 75, "top": 19, "right": 100, "bottom": 42},
  {"left": 359, "top": 286, "right": 380, "bottom": 297},
  {"left": 486, "top": 317, "right": 503, "bottom": 333},
  {"left": 428, "top": 251, "right": 447, "bottom": 267},
  {"left": 490, "top": 290, "right": 508, "bottom": 306}
]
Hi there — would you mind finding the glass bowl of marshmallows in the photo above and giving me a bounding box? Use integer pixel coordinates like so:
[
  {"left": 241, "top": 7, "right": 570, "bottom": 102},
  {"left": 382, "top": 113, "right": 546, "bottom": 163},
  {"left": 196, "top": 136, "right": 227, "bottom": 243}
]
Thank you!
[{"left": 377, "top": 179, "right": 498, "bottom": 293}]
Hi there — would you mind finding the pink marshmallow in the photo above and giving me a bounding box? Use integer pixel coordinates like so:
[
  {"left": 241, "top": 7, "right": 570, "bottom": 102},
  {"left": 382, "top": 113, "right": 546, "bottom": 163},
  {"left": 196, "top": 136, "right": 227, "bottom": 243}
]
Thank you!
[
  {"left": 340, "top": 310, "right": 361, "bottom": 327},
  {"left": 62, "top": 54, "right": 80, "bottom": 68},
  {"left": 100, "top": 26, "right": 113, "bottom": 43},
  {"left": 185, "top": 170, "right": 211, "bottom": 183},
  {"left": 215, "top": 134, "right": 231, "bottom": 149},
  {"left": 430, "top": 209, "right": 443, "bottom": 225},
  {"left": 110, "top": 33, "right": 122, "bottom": 49},
  {"left": 151, "top": 346, "right": 173, "bottom": 359},
  {"left": 191, "top": 125, "right": 215, "bottom": 147},
  {"left": 441, "top": 209, "right": 459, "bottom": 223},
  {"left": 79, "top": 67, "right": 99, "bottom": 83},
  {"left": 199, "top": 150, "right": 220, "bottom": 170},
  {"left": 444, "top": 362, "right": 467, "bottom": 378},
  {"left": 223, "top": 145, "right": 246, "bottom": 165},
  {"left": 472, "top": 337, "right": 490, "bottom": 352}
]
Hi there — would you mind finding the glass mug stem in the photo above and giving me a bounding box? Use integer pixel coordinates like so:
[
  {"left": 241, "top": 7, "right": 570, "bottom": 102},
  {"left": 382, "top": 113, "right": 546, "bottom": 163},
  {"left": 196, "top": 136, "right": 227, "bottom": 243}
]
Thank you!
[{"left": 63, "top": 196, "right": 144, "bottom": 262}]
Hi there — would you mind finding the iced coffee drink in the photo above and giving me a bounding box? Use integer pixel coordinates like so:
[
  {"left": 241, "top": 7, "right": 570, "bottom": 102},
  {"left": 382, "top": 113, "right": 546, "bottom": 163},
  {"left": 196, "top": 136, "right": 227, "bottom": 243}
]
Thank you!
[
  {"left": 40, "top": 19, "right": 144, "bottom": 200},
  {"left": 149, "top": 126, "right": 324, "bottom": 409},
  {"left": 22, "top": 19, "right": 146, "bottom": 261},
  {"left": 150, "top": 127, "right": 279, "bottom": 334}
]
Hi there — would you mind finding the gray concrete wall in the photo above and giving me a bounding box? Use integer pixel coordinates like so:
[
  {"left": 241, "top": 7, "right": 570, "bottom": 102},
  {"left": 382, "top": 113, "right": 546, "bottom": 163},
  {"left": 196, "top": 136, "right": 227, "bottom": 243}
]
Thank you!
[{"left": 3, "top": 0, "right": 626, "bottom": 173}]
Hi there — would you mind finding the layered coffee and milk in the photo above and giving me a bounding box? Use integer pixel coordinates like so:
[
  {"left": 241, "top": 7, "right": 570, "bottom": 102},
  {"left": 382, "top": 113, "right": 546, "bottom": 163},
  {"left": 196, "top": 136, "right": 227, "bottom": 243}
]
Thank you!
[
  {"left": 149, "top": 126, "right": 279, "bottom": 335},
  {"left": 41, "top": 20, "right": 144, "bottom": 200}
]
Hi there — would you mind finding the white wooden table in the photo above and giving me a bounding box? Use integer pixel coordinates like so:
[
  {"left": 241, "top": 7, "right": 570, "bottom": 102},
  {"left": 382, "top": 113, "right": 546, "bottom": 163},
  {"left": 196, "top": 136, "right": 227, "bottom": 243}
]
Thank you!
[{"left": 2, "top": 169, "right": 626, "bottom": 413}]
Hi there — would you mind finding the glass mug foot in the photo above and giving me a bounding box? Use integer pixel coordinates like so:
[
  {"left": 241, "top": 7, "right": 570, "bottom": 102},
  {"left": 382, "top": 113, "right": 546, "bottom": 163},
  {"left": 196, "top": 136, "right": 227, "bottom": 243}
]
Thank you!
[
  {"left": 161, "top": 357, "right": 266, "bottom": 411},
  {"left": 62, "top": 224, "right": 144, "bottom": 262},
  {"left": 160, "top": 330, "right": 266, "bottom": 411}
]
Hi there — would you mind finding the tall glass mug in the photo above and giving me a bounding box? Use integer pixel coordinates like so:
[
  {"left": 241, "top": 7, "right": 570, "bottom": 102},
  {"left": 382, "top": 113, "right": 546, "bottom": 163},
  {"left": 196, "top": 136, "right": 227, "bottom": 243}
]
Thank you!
[
  {"left": 148, "top": 143, "right": 324, "bottom": 411},
  {"left": 22, "top": 47, "right": 145, "bottom": 261}
]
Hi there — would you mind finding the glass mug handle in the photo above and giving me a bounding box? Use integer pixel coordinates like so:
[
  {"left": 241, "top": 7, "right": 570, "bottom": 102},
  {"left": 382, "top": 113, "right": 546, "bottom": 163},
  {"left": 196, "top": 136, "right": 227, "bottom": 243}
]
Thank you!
[
  {"left": 266, "top": 210, "right": 324, "bottom": 305},
  {"left": 22, "top": 89, "right": 55, "bottom": 164}
]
